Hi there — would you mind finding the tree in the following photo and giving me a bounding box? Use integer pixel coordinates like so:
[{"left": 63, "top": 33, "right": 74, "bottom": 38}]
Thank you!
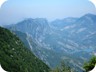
[
  {"left": 50, "top": 62, "right": 73, "bottom": 72},
  {"left": 83, "top": 56, "right": 96, "bottom": 72}
]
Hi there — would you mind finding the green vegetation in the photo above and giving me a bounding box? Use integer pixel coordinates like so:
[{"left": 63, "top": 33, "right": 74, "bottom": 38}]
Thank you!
[
  {"left": 50, "top": 62, "right": 73, "bottom": 72},
  {"left": 83, "top": 56, "right": 96, "bottom": 72},
  {"left": 0, "top": 27, "right": 76, "bottom": 72},
  {"left": 0, "top": 27, "right": 49, "bottom": 72}
]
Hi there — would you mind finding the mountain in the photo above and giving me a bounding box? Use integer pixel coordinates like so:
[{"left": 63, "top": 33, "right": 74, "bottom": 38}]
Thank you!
[
  {"left": 50, "top": 17, "right": 78, "bottom": 29},
  {"left": 6, "top": 18, "right": 50, "bottom": 40},
  {"left": 13, "top": 31, "right": 61, "bottom": 68},
  {"left": 0, "top": 27, "right": 49, "bottom": 72},
  {"left": 5, "top": 14, "right": 96, "bottom": 72}
]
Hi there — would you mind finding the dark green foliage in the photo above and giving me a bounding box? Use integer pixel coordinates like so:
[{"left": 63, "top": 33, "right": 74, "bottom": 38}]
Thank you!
[
  {"left": 83, "top": 56, "right": 96, "bottom": 72},
  {"left": 13, "top": 31, "right": 31, "bottom": 50},
  {"left": 0, "top": 27, "right": 49, "bottom": 72}
]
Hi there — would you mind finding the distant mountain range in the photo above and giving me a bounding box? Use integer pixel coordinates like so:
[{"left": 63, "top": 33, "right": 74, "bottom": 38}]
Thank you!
[{"left": 4, "top": 13, "right": 96, "bottom": 72}]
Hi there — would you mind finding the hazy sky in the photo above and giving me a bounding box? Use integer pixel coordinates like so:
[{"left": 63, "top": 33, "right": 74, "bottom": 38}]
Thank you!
[{"left": 0, "top": 0, "right": 96, "bottom": 25}]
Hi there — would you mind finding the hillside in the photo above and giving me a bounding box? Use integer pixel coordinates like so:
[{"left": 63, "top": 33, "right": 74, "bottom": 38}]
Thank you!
[{"left": 0, "top": 27, "right": 49, "bottom": 72}]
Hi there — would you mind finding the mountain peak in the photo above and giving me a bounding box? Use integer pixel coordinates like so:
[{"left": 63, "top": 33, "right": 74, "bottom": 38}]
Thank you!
[
  {"left": 83, "top": 13, "right": 96, "bottom": 18},
  {"left": 78, "top": 13, "right": 96, "bottom": 21},
  {"left": 24, "top": 18, "right": 47, "bottom": 22}
]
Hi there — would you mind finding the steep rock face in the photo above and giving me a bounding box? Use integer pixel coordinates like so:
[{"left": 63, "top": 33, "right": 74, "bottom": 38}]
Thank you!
[
  {"left": 7, "top": 18, "right": 50, "bottom": 40},
  {"left": 14, "top": 31, "right": 61, "bottom": 68},
  {"left": 0, "top": 27, "right": 49, "bottom": 72},
  {"left": 5, "top": 14, "right": 96, "bottom": 72}
]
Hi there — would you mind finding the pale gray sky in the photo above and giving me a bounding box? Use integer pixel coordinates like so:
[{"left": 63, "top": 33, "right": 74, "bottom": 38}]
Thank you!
[{"left": 0, "top": 0, "right": 96, "bottom": 25}]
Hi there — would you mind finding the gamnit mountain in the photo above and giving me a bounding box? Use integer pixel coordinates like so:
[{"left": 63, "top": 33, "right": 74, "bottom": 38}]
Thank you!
[{"left": 5, "top": 14, "right": 96, "bottom": 72}]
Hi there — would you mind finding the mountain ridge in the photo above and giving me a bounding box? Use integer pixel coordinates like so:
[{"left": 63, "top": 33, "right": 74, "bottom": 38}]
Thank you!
[{"left": 4, "top": 13, "right": 96, "bottom": 72}]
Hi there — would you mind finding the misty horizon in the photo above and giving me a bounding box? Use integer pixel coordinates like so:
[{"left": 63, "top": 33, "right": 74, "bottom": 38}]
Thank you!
[
  {"left": 0, "top": 0, "right": 96, "bottom": 25},
  {"left": 0, "top": 13, "right": 96, "bottom": 26}
]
